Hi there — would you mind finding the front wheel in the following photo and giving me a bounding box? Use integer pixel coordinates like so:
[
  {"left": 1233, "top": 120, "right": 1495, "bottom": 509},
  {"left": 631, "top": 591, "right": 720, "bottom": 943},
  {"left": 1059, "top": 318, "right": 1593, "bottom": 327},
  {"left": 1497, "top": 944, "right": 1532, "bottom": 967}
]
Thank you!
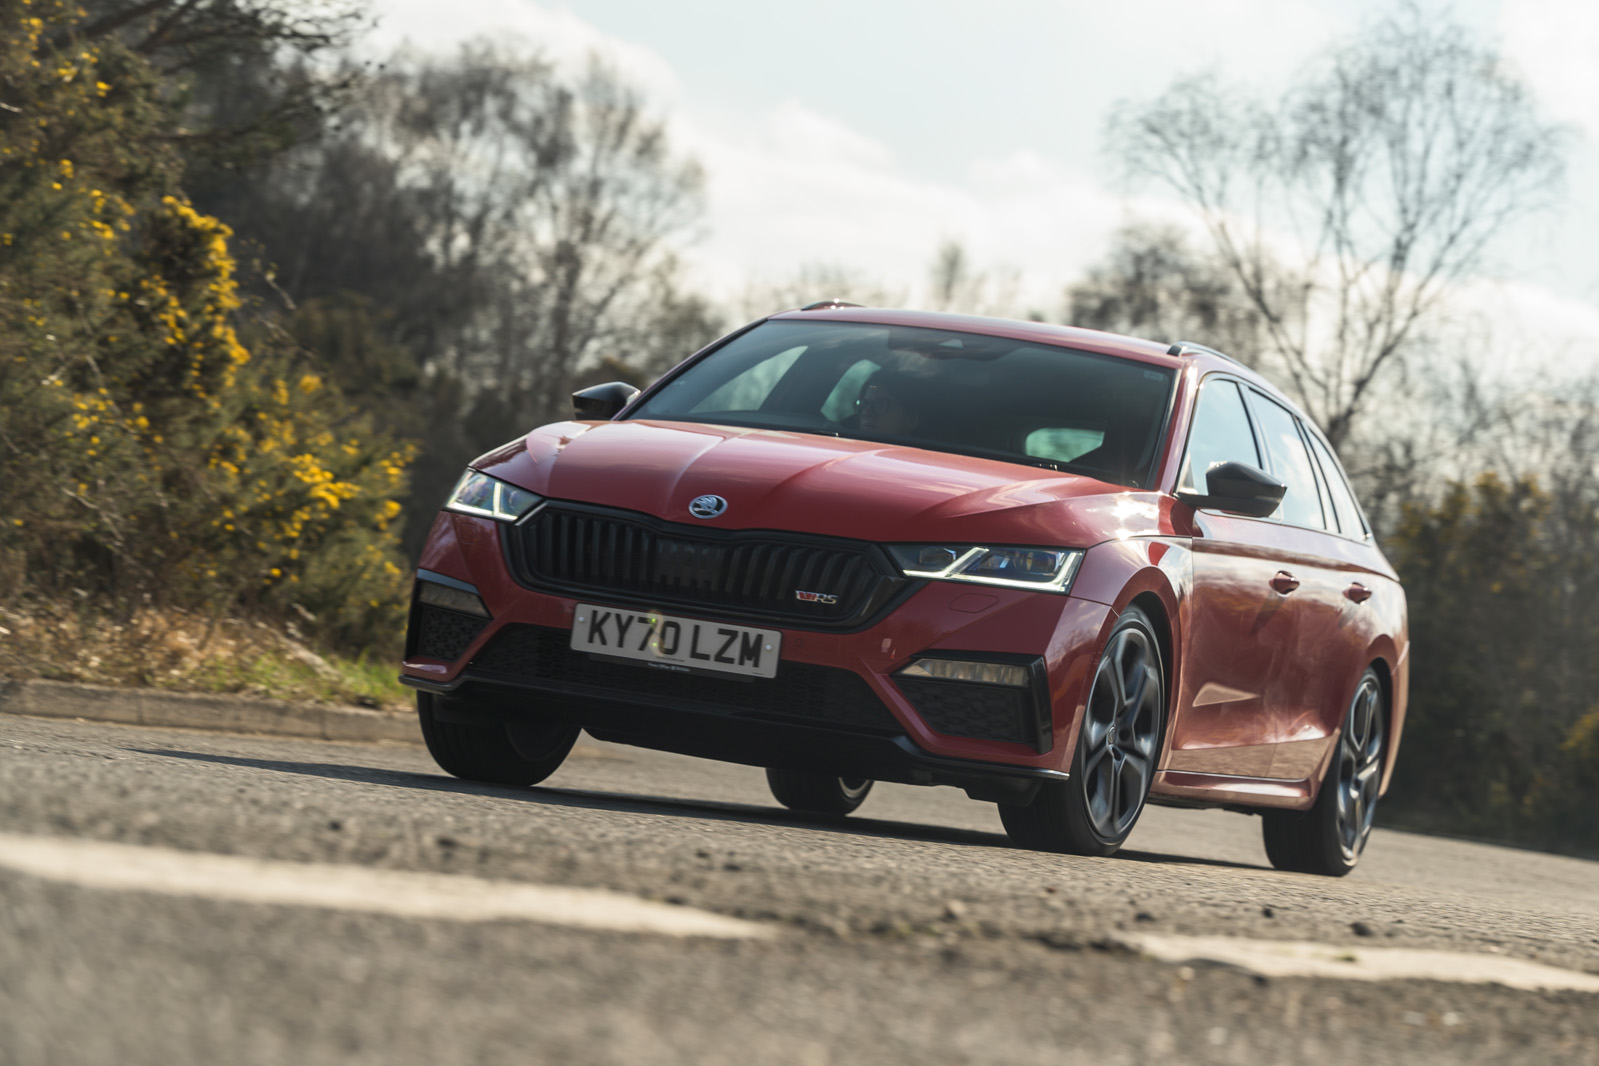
[
  {"left": 999, "top": 606, "right": 1165, "bottom": 857},
  {"left": 418, "top": 692, "right": 579, "bottom": 787},
  {"left": 765, "top": 768, "right": 873, "bottom": 816},
  {"left": 1262, "top": 668, "right": 1386, "bottom": 876}
]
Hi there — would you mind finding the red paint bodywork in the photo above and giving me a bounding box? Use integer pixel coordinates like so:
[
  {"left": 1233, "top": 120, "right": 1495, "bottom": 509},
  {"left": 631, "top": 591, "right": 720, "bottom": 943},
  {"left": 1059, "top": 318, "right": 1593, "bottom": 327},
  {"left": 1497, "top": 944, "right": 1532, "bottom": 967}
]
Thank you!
[{"left": 405, "top": 309, "right": 1410, "bottom": 812}]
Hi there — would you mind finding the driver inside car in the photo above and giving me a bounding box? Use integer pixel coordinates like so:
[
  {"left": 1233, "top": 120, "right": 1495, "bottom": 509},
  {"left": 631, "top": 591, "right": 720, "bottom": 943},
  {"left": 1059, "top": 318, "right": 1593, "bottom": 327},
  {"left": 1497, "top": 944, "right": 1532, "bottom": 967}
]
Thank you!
[{"left": 856, "top": 371, "right": 923, "bottom": 436}]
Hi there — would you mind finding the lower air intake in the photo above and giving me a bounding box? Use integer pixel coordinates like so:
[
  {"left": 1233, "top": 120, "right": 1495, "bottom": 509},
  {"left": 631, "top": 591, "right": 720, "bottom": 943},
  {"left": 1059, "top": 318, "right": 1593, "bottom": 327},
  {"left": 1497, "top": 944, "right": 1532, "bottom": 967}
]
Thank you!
[
  {"left": 468, "top": 624, "right": 904, "bottom": 735},
  {"left": 410, "top": 605, "right": 490, "bottom": 662}
]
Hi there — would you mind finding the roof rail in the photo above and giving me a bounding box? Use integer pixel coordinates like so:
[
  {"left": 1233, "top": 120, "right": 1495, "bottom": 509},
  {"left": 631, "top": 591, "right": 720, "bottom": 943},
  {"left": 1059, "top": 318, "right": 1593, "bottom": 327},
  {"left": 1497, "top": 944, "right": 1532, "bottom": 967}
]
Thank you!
[
  {"left": 799, "top": 299, "right": 864, "bottom": 311},
  {"left": 1167, "top": 340, "right": 1246, "bottom": 367}
]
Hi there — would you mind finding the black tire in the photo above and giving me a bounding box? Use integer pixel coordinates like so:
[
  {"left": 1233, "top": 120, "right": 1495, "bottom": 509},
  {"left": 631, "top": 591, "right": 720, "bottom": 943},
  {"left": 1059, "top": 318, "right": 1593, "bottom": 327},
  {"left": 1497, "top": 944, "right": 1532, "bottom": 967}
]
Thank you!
[
  {"left": 999, "top": 606, "right": 1165, "bottom": 857},
  {"left": 1262, "top": 668, "right": 1386, "bottom": 877},
  {"left": 417, "top": 691, "right": 579, "bottom": 787},
  {"left": 765, "top": 768, "right": 873, "bottom": 816}
]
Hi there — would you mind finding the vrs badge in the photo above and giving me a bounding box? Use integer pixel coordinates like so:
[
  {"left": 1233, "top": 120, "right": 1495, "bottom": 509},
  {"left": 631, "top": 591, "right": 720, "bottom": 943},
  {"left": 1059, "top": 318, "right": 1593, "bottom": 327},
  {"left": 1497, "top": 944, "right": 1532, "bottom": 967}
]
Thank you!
[{"left": 794, "top": 590, "right": 839, "bottom": 605}]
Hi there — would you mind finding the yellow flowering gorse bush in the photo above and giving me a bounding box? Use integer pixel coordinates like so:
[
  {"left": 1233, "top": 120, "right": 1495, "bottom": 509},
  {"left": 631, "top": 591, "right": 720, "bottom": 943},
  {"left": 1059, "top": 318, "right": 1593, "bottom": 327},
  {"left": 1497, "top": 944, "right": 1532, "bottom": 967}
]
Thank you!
[{"left": 1, "top": 1, "right": 413, "bottom": 648}]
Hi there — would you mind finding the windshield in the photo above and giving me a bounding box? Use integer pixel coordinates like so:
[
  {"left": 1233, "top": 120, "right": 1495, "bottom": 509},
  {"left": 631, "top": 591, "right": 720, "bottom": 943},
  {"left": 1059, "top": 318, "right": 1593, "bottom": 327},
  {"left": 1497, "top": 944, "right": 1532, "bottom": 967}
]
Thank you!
[{"left": 628, "top": 320, "right": 1177, "bottom": 488}]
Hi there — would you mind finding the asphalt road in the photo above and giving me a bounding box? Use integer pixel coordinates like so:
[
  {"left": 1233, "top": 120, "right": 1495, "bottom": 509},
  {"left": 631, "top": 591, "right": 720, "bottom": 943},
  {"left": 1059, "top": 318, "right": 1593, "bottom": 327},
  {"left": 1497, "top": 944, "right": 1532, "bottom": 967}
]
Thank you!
[{"left": 2, "top": 712, "right": 1597, "bottom": 1066}]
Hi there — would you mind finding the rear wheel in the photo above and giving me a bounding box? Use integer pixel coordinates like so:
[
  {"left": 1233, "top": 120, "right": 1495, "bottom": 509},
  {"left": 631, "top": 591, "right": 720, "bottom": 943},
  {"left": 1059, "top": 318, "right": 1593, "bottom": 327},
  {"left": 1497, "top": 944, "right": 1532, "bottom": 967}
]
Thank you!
[
  {"left": 417, "top": 691, "right": 579, "bottom": 787},
  {"left": 999, "top": 606, "right": 1165, "bottom": 857},
  {"left": 765, "top": 768, "right": 873, "bottom": 816},
  {"left": 1262, "top": 668, "right": 1386, "bottom": 876}
]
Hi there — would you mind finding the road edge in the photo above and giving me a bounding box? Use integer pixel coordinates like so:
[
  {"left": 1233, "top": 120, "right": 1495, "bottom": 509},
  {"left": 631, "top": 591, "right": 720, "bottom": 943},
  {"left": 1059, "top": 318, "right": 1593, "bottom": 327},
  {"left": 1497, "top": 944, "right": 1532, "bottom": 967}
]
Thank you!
[{"left": 0, "top": 678, "right": 421, "bottom": 745}]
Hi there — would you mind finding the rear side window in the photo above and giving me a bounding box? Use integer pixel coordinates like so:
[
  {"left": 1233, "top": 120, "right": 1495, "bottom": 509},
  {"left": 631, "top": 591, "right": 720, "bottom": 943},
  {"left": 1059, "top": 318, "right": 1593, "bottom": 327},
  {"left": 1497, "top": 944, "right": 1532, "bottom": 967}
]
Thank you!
[
  {"left": 1247, "top": 392, "right": 1326, "bottom": 530},
  {"left": 1179, "top": 378, "right": 1261, "bottom": 494},
  {"left": 1306, "top": 431, "right": 1366, "bottom": 537}
]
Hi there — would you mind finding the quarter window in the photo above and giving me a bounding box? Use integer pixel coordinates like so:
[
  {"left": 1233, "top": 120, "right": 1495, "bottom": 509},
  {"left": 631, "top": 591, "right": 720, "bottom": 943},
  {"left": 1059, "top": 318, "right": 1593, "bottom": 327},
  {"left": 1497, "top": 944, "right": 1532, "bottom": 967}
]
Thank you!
[
  {"left": 1306, "top": 431, "right": 1366, "bottom": 537},
  {"left": 1179, "top": 378, "right": 1261, "bottom": 495},
  {"left": 1248, "top": 393, "right": 1326, "bottom": 530}
]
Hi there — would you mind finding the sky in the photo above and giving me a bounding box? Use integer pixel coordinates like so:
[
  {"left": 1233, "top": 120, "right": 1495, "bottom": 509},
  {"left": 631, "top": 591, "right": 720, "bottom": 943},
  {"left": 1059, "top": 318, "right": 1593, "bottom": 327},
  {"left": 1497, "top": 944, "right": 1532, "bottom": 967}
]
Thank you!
[{"left": 365, "top": 0, "right": 1599, "bottom": 363}]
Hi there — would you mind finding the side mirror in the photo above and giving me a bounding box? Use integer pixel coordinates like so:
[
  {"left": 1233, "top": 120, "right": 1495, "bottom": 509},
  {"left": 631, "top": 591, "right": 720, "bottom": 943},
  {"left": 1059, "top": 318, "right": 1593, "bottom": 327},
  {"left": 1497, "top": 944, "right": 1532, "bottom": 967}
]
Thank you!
[
  {"left": 572, "top": 381, "right": 641, "bottom": 420},
  {"left": 1176, "top": 461, "right": 1285, "bottom": 519}
]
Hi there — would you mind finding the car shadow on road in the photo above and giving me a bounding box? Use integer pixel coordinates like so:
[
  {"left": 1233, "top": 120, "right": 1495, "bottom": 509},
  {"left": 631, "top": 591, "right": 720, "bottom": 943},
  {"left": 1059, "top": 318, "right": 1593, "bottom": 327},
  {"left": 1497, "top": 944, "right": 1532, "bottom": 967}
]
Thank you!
[
  {"left": 132, "top": 746, "right": 1264, "bottom": 869},
  {"left": 132, "top": 746, "right": 1013, "bottom": 851}
]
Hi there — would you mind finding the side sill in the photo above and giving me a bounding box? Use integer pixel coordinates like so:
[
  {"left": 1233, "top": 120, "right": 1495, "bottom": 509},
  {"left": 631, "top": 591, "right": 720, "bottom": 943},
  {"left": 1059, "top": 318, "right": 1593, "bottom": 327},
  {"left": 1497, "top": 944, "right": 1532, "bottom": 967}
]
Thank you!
[{"left": 1151, "top": 769, "right": 1314, "bottom": 811}]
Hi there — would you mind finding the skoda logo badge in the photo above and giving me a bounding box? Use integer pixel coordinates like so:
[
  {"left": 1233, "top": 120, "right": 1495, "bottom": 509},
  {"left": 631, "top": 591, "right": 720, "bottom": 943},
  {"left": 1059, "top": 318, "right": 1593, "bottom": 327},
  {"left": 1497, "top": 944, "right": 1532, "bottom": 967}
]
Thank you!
[{"left": 688, "top": 494, "right": 728, "bottom": 519}]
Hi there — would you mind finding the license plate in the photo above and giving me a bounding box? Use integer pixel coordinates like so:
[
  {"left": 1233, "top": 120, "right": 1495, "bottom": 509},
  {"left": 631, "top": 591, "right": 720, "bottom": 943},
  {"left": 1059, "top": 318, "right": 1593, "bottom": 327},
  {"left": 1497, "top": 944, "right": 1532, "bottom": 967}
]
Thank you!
[{"left": 570, "top": 604, "right": 782, "bottom": 679}]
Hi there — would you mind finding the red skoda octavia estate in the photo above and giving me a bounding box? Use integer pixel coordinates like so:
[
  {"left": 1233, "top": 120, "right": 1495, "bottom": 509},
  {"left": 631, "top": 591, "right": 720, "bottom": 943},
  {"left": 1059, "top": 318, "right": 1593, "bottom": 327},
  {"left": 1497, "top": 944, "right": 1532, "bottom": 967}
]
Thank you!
[{"left": 402, "top": 306, "right": 1408, "bottom": 876}]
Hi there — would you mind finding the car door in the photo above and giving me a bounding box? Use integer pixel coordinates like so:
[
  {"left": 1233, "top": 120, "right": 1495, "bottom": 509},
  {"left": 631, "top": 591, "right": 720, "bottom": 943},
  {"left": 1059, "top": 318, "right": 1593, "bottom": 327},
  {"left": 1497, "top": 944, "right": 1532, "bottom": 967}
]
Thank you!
[
  {"left": 1263, "top": 422, "right": 1388, "bottom": 781},
  {"left": 1167, "top": 376, "right": 1300, "bottom": 779},
  {"left": 1239, "top": 390, "right": 1356, "bottom": 782}
]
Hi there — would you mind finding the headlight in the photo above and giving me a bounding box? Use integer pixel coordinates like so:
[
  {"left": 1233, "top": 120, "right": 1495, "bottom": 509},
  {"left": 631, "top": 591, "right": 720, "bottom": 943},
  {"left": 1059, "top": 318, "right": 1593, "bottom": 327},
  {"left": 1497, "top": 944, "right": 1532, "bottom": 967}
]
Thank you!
[
  {"left": 887, "top": 544, "right": 1083, "bottom": 593},
  {"left": 444, "top": 470, "right": 542, "bottom": 522}
]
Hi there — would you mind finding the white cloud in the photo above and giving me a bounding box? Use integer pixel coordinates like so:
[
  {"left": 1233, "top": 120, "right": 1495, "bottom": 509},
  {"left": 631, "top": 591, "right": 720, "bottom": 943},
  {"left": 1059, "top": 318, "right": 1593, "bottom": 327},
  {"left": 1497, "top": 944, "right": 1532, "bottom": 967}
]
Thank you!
[
  {"left": 675, "top": 118, "right": 1154, "bottom": 312},
  {"left": 359, "top": 0, "right": 1599, "bottom": 360},
  {"left": 1064, "top": 0, "right": 1342, "bottom": 89},
  {"left": 1448, "top": 277, "right": 1599, "bottom": 380},
  {"left": 1501, "top": 0, "right": 1599, "bottom": 139},
  {"left": 365, "top": 0, "right": 682, "bottom": 104}
]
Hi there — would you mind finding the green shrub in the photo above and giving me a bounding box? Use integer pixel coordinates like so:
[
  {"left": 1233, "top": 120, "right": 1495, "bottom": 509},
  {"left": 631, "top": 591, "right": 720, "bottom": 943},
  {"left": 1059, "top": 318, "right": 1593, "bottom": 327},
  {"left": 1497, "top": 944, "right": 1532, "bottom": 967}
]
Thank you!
[{"left": 1, "top": 2, "right": 411, "bottom": 652}]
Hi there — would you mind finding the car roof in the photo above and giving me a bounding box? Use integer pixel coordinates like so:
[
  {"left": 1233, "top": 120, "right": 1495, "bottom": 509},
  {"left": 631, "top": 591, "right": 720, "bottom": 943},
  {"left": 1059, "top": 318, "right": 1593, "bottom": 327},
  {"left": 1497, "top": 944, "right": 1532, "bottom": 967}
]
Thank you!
[
  {"left": 766, "top": 306, "right": 1297, "bottom": 419},
  {"left": 769, "top": 307, "right": 1178, "bottom": 365}
]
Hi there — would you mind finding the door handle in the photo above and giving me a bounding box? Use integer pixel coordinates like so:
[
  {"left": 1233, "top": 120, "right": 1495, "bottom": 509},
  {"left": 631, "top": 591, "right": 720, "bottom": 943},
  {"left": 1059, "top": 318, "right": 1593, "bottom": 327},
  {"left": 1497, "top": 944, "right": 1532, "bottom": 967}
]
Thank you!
[
  {"left": 1344, "top": 582, "right": 1372, "bottom": 604},
  {"left": 1270, "top": 571, "right": 1300, "bottom": 594}
]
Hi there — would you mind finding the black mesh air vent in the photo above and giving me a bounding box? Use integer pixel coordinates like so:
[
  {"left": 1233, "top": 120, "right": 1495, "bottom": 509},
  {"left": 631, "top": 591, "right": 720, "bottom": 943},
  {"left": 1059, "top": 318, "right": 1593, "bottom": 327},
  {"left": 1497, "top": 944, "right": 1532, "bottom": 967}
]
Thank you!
[
  {"left": 411, "top": 605, "right": 490, "bottom": 662},
  {"left": 895, "top": 677, "right": 1035, "bottom": 746},
  {"left": 504, "top": 503, "right": 906, "bottom": 629}
]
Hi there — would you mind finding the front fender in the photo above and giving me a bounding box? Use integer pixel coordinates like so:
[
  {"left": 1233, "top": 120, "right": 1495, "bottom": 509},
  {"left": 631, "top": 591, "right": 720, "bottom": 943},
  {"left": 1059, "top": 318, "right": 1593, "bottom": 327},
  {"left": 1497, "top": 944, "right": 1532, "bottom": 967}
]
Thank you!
[{"left": 1067, "top": 537, "right": 1192, "bottom": 767}]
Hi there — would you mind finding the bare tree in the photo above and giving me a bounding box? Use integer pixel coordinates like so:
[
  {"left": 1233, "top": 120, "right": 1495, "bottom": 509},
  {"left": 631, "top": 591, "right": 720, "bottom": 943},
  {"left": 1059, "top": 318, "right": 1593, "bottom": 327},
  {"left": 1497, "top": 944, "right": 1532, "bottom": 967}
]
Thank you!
[
  {"left": 76, "top": 0, "right": 369, "bottom": 164},
  {"left": 507, "top": 60, "right": 706, "bottom": 417},
  {"left": 1110, "top": 8, "right": 1565, "bottom": 449},
  {"left": 199, "top": 43, "right": 708, "bottom": 551},
  {"left": 734, "top": 264, "right": 904, "bottom": 323},
  {"left": 928, "top": 240, "right": 972, "bottom": 312},
  {"left": 1064, "top": 222, "right": 1267, "bottom": 362},
  {"left": 924, "top": 239, "right": 1021, "bottom": 316},
  {"left": 335, "top": 47, "right": 704, "bottom": 425},
  {"left": 76, "top": 0, "right": 365, "bottom": 61}
]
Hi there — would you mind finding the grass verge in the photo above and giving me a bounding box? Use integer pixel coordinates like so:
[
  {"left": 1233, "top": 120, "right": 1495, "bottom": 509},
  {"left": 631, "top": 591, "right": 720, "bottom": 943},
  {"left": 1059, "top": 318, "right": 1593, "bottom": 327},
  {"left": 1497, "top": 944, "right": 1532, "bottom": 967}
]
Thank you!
[{"left": 0, "top": 600, "right": 410, "bottom": 710}]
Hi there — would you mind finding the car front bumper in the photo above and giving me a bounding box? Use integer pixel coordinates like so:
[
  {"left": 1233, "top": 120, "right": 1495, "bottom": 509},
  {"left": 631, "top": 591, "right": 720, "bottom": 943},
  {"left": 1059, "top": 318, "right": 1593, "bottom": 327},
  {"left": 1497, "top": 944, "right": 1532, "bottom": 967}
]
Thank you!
[{"left": 401, "top": 511, "right": 1113, "bottom": 780}]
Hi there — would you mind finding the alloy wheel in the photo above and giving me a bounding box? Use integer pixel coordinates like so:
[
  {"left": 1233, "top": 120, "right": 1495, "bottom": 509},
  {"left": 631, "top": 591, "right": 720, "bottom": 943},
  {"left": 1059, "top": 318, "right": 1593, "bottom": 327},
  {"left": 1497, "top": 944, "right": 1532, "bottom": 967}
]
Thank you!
[
  {"left": 837, "top": 778, "right": 872, "bottom": 802},
  {"left": 1080, "top": 626, "right": 1164, "bottom": 841},
  {"left": 1334, "top": 675, "right": 1385, "bottom": 861}
]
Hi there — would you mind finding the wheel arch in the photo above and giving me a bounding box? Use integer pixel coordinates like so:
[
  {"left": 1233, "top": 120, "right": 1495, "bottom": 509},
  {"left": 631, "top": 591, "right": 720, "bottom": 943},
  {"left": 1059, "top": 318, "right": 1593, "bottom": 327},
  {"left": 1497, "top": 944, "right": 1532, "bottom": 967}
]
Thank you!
[
  {"left": 1127, "top": 589, "right": 1175, "bottom": 713},
  {"left": 1363, "top": 644, "right": 1406, "bottom": 794},
  {"left": 1065, "top": 538, "right": 1188, "bottom": 773}
]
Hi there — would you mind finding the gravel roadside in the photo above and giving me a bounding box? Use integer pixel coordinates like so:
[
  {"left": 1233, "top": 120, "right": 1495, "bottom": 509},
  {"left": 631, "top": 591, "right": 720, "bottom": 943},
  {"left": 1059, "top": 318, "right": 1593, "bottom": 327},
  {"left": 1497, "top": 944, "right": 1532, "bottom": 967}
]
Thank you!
[{"left": 0, "top": 678, "right": 419, "bottom": 744}]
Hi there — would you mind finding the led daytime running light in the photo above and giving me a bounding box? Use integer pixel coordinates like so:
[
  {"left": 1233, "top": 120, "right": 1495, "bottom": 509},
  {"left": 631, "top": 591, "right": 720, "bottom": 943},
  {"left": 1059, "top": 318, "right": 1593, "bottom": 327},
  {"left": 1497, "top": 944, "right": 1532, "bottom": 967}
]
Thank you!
[
  {"left": 444, "top": 470, "right": 542, "bottom": 522},
  {"left": 899, "top": 658, "right": 1031, "bottom": 687},
  {"left": 417, "top": 580, "right": 490, "bottom": 618},
  {"left": 891, "top": 545, "right": 1083, "bottom": 594}
]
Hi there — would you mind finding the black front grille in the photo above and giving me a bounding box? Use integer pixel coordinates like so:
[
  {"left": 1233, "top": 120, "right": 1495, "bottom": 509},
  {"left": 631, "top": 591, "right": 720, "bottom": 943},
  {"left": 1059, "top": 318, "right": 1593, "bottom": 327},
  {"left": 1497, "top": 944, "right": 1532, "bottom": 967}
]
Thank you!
[
  {"left": 896, "top": 678, "right": 1038, "bottom": 747},
  {"left": 410, "top": 605, "right": 490, "bottom": 662},
  {"left": 468, "top": 624, "right": 904, "bottom": 735},
  {"left": 505, "top": 503, "right": 907, "bottom": 629}
]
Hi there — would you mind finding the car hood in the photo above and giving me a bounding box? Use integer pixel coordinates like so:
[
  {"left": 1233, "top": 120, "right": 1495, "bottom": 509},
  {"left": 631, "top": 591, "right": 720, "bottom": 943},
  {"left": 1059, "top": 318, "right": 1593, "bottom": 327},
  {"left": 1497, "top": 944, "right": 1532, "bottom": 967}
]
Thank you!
[{"left": 475, "top": 420, "right": 1169, "bottom": 547}]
